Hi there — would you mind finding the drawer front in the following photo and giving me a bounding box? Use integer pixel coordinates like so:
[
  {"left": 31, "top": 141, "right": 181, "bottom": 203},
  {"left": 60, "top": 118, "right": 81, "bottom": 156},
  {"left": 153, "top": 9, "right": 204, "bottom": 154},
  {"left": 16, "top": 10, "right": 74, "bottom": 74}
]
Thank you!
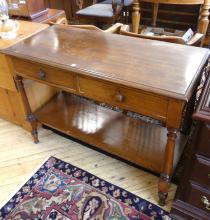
[
  {"left": 78, "top": 77, "right": 168, "bottom": 122},
  {"left": 196, "top": 123, "right": 210, "bottom": 158},
  {"left": 190, "top": 155, "right": 210, "bottom": 189},
  {"left": 13, "top": 58, "right": 76, "bottom": 91},
  {"left": 186, "top": 182, "right": 210, "bottom": 216}
]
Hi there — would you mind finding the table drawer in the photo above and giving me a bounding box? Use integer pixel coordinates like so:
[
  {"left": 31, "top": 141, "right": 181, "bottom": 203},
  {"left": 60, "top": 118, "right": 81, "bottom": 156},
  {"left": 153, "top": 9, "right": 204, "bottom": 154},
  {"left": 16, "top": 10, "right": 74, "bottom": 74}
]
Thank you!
[
  {"left": 13, "top": 58, "right": 76, "bottom": 91},
  {"left": 78, "top": 77, "right": 168, "bottom": 121},
  {"left": 196, "top": 123, "right": 210, "bottom": 158},
  {"left": 186, "top": 182, "right": 210, "bottom": 216},
  {"left": 190, "top": 155, "right": 210, "bottom": 189}
]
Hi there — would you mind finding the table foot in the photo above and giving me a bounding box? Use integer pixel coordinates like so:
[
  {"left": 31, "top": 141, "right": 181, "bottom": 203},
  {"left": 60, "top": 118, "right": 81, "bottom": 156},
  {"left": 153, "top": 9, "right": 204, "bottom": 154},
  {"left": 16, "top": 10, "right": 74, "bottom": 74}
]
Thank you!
[
  {"left": 158, "top": 191, "right": 168, "bottom": 206},
  {"left": 26, "top": 113, "right": 39, "bottom": 144},
  {"left": 158, "top": 173, "right": 171, "bottom": 206},
  {"left": 31, "top": 129, "right": 39, "bottom": 144}
]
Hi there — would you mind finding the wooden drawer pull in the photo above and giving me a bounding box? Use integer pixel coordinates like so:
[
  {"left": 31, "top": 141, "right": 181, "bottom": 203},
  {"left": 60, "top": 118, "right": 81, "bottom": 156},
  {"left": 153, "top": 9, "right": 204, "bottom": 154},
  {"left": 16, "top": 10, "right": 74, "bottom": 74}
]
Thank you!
[
  {"left": 201, "top": 196, "right": 210, "bottom": 210},
  {"left": 115, "top": 92, "right": 124, "bottom": 102},
  {"left": 38, "top": 69, "right": 46, "bottom": 80}
]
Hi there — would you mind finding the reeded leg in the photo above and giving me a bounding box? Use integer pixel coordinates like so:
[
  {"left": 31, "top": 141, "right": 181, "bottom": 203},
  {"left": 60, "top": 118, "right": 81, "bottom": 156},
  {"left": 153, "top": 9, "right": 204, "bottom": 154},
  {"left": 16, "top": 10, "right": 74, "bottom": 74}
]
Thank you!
[
  {"left": 132, "top": 0, "right": 140, "bottom": 33},
  {"left": 15, "top": 76, "right": 39, "bottom": 143},
  {"left": 158, "top": 128, "right": 177, "bottom": 206}
]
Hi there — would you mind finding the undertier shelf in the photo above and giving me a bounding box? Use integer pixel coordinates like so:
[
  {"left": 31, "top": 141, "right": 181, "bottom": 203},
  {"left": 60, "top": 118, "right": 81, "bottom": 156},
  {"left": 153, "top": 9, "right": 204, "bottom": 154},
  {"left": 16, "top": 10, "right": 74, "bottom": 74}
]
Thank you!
[{"left": 35, "top": 92, "right": 186, "bottom": 174}]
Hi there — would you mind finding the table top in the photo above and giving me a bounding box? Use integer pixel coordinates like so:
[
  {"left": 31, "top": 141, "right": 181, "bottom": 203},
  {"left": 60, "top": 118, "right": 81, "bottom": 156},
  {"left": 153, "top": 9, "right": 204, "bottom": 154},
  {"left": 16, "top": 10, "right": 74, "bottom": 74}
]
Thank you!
[
  {"left": 0, "top": 21, "right": 48, "bottom": 50},
  {"left": 2, "top": 25, "right": 209, "bottom": 101}
]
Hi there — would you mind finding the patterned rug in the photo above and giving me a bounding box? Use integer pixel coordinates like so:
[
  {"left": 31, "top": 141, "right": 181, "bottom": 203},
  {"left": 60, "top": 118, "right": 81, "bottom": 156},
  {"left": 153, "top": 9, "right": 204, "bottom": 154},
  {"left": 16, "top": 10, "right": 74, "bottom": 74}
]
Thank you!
[{"left": 0, "top": 157, "right": 170, "bottom": 220}]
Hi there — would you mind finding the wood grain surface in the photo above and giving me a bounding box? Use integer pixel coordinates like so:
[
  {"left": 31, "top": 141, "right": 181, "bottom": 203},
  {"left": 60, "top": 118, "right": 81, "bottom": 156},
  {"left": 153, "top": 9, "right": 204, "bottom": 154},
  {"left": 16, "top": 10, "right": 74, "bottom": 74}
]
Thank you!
[{"left": 3, "top": 25, "right": 209, "bottom": 101}]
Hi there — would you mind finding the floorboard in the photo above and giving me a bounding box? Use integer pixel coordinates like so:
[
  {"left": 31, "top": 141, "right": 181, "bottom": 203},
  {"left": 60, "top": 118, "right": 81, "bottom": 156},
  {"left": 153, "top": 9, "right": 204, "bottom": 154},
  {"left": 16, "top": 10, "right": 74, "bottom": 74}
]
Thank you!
[{"left": 0, "top": 118, "right": 176, "bottom": 212}]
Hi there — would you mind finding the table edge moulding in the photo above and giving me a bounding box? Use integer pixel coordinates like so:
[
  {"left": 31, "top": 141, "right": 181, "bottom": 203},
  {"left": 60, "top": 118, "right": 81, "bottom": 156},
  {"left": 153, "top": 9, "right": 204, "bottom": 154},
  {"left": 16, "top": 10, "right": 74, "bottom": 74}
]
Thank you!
[{"left": 1, "top": 25, "right": 209, "bottom": 206}]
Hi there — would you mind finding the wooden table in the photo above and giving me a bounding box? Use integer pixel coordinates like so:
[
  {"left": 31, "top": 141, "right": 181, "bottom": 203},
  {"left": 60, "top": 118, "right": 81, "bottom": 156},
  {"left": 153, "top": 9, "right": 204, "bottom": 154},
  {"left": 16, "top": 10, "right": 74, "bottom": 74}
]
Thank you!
[
  {"left": 132, "top": 0, "right": 210, "bottom": 35},
  {"left": 2, "top": 25, "right": 209, "bottom": 205}
]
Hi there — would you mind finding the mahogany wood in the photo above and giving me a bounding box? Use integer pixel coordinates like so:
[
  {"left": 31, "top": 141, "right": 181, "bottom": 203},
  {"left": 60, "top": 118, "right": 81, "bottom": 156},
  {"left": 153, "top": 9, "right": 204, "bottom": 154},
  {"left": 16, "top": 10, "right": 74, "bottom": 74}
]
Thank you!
[
  {"left": 8, "top": 0, "right": 48, "bottom": 19},
  {"left": 170, "top": 74, "right": 210, "bottom": 220},
  {"left": 30, "top": 9, "right": 67, "bottom": 24},
  {"left": 3, "top": 25, "right": 209, "bottom": 205},
  {"left": 35, "top": 92, "right": 186, "bottom": 174}
]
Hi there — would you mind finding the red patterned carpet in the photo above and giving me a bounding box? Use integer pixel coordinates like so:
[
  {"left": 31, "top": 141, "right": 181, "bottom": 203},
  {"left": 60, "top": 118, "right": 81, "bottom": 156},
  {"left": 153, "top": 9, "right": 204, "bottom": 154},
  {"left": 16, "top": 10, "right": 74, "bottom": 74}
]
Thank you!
[{"left": 0, "top": 157, "right": 169, "bottom": 219}]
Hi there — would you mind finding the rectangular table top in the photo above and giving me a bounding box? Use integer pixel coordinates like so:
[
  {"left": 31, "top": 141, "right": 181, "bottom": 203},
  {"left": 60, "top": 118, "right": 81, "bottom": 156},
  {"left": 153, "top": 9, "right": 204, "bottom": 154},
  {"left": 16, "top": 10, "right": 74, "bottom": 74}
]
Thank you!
[{"left": 2, "top": 25, "right": 209, "bottom": 101}]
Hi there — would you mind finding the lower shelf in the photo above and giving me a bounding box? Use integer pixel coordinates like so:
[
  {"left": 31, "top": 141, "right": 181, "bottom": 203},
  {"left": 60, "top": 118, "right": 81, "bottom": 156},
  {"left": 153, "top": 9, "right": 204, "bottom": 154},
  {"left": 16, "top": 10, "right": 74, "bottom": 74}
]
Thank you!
[{"left": 35, "top": 92, "right": 186, "bottom": 174}]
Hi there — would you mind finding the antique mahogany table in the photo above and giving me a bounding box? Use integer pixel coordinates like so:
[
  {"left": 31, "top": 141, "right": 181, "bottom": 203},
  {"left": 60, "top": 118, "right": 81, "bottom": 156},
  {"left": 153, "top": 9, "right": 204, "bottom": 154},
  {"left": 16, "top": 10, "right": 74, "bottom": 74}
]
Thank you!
[{"left": 2, "top": 25, "right": 209, "bottom": 205}]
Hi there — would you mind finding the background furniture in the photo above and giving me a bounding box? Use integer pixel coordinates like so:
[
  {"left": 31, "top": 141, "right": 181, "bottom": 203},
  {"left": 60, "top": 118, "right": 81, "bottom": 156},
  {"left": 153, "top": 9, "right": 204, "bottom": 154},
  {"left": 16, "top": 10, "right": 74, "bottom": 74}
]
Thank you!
[
  {"left": 170, "top": 72, "right": 210, "bottom": 220},
  {"left": 3, "top": 25, "right": 208, "bottom": 205},
  {"left": 76, "top": 0, "right": 123, "bottom": 25},
  {"left": 7, "top": 0, "right": 48, "bottom": 19},
  {"left": 120, "top": 24, "right": 204, "bottom": 46},
  {"left": 44, "top": 0, "right": 93, "bottom": 22},
  {"left": 0, "top": 21, "right": 55, "bottom": 131},
  {"left": 11, "top": 9, "right": 67, "bottom": 25},
  {"left": 26, "top": 8, "right": 66, "bottom": 24},
  {"left": 132, "top": 0, "right": 210, "bottom": 43},
  {"left": 43, "top": 0, "right": 210, "bottom": 45},
  {"left": 53, "top": 22, "right": 123, "bottom": 33},
  {"left": 102, "top": 0, "right": 133, "bottom": 23}
]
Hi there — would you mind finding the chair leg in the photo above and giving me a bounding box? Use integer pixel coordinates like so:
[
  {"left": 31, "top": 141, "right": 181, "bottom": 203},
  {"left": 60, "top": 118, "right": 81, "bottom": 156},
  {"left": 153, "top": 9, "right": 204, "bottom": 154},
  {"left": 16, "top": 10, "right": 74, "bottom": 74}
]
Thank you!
[
  {"left": 125, "top": 7, "right": 129, "bottom": 24},
  {"left": 152, "top": 3, "right": 159, "bottom": 27}
]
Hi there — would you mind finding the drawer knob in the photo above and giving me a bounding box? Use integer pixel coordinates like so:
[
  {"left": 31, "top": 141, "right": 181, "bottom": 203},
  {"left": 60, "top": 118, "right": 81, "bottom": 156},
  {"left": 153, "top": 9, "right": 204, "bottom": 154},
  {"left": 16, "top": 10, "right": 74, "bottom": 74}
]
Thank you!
[
  {"left": 201, "top": 196, "right": 210, "bottom": 210},
  {"left": 38, "top": 69, "right": 46, "bottom": 80},
  {"left": 115, "top": 92, "right": 124, "bottom": 102}
]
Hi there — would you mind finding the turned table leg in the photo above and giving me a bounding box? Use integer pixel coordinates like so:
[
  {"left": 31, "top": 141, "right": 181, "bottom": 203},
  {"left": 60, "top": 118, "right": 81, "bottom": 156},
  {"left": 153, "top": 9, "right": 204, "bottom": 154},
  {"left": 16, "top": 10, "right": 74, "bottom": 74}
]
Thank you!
[
  {"left": 198, "top": 0, "right": 210, "bottom": 34},
  {"left": 15, "top": 76, "right": 39, "bottom": 143},
  {"left": 158, "top": 128, "right": 177, "bottom": 206},
  {"left": 198, "top": 0, "right": 210, "bottom": 46},
  {"left": 132, "top": 0, "right": 140, "bottom": 33}
]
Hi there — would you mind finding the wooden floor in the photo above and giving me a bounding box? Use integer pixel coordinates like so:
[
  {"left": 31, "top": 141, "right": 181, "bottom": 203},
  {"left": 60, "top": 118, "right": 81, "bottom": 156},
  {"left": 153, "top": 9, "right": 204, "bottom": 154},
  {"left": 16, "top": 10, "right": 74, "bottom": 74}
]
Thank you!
[{"left": 0, "top": 118, "right": 177, "bottom": 212}]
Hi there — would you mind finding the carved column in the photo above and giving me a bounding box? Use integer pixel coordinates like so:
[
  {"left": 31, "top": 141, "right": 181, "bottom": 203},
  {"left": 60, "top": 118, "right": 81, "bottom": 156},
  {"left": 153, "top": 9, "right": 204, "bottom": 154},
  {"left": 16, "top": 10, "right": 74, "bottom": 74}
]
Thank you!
[
  {"left": 132, "top": 0, "right": 140, "bottom": 33},
  {"left": 198, "top": 0, "right": 210, "bottom": 35},
  {"left": 15, "top": 76, "right": 39, "bottom": 144},
  {"left": 158, "top": 128, "right": 177, "bottom": 206}
]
